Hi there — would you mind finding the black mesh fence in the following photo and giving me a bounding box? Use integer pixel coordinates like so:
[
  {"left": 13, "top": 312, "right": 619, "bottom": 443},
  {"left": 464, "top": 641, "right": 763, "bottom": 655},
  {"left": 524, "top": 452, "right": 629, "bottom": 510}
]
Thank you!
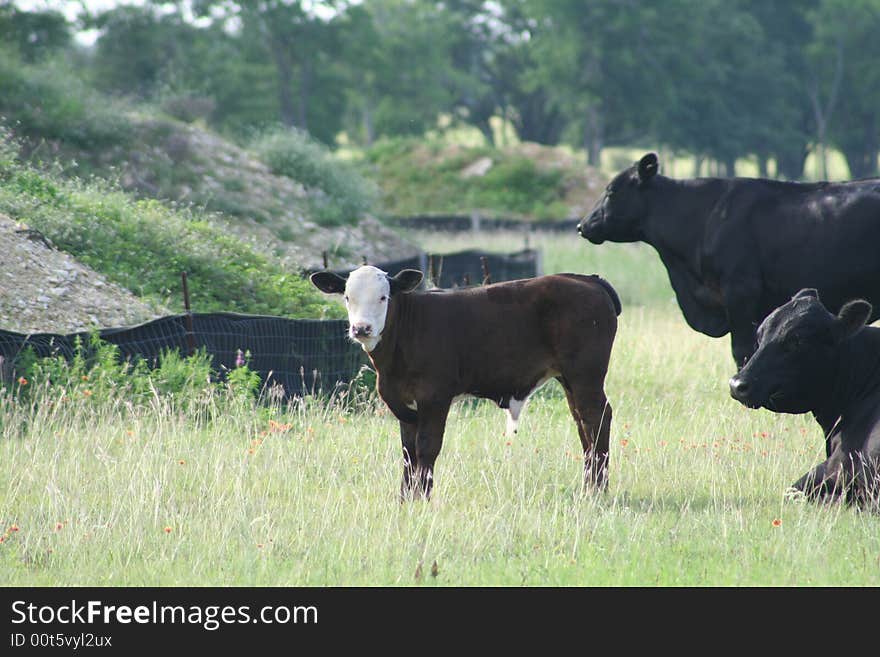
[
  {"left": 305, "top": 249, "right": 540, "bottom": 289},
  {"left": 302, "top": 253, "right": 428, "bottom": 279},
  {"left": 389, "top": 214, "right": 580, "bottom": 233},
  {"left": 0, "top": 313, "right": 367, "bottom": 398},
  {"left": 425, "top": 249, "right": 541, "bottom": 288}
]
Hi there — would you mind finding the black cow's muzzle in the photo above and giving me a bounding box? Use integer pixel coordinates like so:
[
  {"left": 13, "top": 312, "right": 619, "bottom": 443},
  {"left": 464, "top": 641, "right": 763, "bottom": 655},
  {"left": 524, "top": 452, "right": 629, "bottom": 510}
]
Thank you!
[
  {"left": 728, "top": 375, "right": 761, "bottom": 409},
  {"left": 577, "top": 210, "right": 605, "bottom": 244}
]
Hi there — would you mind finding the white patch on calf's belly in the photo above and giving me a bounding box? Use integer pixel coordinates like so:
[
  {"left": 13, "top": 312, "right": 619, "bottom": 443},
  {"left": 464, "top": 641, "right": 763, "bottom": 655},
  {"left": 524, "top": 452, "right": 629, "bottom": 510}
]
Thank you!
[
  {"left": 506, "top": 398, "right": 527, "bottom": 435},
  {"left": 406, "top": 400, "right": 417, "bottom": 411},
  {"left": 504, "top": 373, "right": 557, "bottom": 436}
]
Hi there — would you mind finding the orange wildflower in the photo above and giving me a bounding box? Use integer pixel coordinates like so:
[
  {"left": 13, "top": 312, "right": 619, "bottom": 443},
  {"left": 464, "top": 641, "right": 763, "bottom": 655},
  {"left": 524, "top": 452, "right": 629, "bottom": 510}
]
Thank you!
[
  {"left": 164, "top": 527, "right": 172, "bottom": 533},
  {"left": 17, "top": 377, "right": 27, "bottom": 386},
  {"left": 772, "top": 518, "right": 782, "bottom": 528}
]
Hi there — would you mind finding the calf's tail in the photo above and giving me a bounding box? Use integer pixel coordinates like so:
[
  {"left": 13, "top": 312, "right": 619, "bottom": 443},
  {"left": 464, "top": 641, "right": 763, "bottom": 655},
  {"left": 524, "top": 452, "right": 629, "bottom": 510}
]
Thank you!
[{"left": 558, "top": 273, "right": 622, "bottom": 316}]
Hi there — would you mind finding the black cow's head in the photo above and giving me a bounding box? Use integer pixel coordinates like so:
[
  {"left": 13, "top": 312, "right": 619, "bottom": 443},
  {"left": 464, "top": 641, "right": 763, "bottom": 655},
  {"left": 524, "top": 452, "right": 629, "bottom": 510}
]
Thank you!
[
  {"left": 578, "top": 152, "right": 659, "bottom": 244},
  {"left": 729, "top": 289, "right": 872, "bottom": 413}
]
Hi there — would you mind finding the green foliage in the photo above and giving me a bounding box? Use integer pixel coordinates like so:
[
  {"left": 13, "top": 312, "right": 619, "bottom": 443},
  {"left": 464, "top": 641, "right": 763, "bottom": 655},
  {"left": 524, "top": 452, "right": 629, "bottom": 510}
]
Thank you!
[
  {"left": 363, "top": 137, "right": 573, "bottom": 219},
  {"left": 0, "top": 48, "right": 131, "bottom": 151},
  {"left": 11, "top": 333, "right": 216, "bottom": 406},
  {"left": 9, "top": 333, "right": 267, "bottom": 418},
  {"left": 0, "top": 5, "right": 71, "bottom": 62},
  {"left": 250, "top": 127, "right": 378, "bottom": 226},
  {"left": 0, "top": 130, "right": 342, "bottom": 319}
]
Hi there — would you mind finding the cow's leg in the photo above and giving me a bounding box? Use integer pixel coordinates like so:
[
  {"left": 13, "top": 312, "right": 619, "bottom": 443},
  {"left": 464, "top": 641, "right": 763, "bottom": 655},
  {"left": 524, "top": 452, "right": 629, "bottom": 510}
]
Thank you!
[
  {"left": 722, "top": 286, "right": 761, "bottom": 368},
  {"left": 414, "top": 399, "right": 452, "bottom": 499},
  {"left": 790, "top": 461, "right": 838, "bottom": 501},
  {"left": 399, "top": 420, "right": 419, "bottom": 501},
  {"left": 558, "top": 376, "right": 612, "bottom": 491}
]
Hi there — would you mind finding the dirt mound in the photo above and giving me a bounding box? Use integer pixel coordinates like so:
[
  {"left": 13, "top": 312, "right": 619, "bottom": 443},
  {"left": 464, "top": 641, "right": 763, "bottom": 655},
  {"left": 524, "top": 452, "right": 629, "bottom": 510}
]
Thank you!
[
  {"left": 89, "top": 117, "right": 419, "bottom": 271},
  {"left": 0, "top": 213, "right": 164, "bottom": 334}
]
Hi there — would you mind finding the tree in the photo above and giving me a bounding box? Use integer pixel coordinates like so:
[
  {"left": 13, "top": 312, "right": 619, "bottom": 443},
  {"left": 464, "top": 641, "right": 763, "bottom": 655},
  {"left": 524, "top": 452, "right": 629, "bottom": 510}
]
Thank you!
[
  {"left": 810, "top": 0, "right": 880, "bottom": 178},
  {"left": 0, "top": 2, "right": 70, "bottom": 61}
]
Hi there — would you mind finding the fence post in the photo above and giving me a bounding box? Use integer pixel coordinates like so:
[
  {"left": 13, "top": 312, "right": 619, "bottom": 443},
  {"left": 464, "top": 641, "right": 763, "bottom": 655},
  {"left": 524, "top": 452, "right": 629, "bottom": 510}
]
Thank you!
[
  {"left": 322, "top": 250, "right": 328, "bottom": 269},
  {"left": 480, "top": 256, "right": 491, "bottom": 285},
  {"left": 470, "top": 212, "right": 481, "bottom": 232},
  {"left": 181, "top": 271, "right": 196, "bottom": 357}
]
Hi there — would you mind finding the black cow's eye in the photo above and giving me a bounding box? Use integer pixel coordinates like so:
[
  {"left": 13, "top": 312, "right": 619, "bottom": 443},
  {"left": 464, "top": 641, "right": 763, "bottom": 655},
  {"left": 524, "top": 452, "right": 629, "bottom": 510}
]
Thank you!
[{"left": 380, "top": 296, "right": 387, "bottom": 302}]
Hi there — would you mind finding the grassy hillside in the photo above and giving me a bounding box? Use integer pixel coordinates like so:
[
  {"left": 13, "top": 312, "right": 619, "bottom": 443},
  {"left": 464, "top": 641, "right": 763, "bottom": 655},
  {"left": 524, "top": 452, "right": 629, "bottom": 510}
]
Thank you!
[
  {"left": 0, "top": 52, "right": 416, "bottom": 272},
  {"left": 0, "top": 131, "right": 341, "bottom": 319},
  {"left": 361, "top": 137, "right": 606, "bottom": 221}
]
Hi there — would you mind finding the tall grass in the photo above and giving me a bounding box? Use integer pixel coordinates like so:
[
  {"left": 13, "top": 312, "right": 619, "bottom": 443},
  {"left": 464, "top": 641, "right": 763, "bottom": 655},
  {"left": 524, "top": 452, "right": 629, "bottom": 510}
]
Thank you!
[{"left": 2, "top": 231, "right": 879, "bottom": 586}]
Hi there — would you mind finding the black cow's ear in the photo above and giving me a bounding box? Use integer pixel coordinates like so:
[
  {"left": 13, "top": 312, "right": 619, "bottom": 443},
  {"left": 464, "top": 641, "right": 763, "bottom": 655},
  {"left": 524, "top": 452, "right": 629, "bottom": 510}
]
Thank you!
[
  {"left": 833, "top": 299, "right": 872, "bottom": 341},
  {"left": 637, "top": 153, "right": 659, "bottom": 183},
  {"left": 793, "top": 288, "right": 819, "bottom": 301},
  {"left": 310, "top": 271, "right": 347, "bottom": 295},
  {"left": 389, "top": 269, "right": 423, "bottom": 294}
]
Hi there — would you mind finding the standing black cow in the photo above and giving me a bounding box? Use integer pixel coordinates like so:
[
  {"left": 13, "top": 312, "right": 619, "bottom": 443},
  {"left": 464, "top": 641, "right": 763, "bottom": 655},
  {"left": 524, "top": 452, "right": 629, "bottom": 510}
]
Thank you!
[
  {"left": 578, "top": 153, "right": 880, "bottom": 365},
  {"left": 729, "top": 289, "right": 879, "bottom": 506}
]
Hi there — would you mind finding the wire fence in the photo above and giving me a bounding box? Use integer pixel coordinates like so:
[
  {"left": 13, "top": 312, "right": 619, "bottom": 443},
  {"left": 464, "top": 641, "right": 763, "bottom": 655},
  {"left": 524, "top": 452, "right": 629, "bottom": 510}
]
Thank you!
[
  {"left": 0, "top": 247, "right": 543, "bottom": 396},
  {"left": 0, "top": 312, "right": 367, "bottom": 397},
  {"left": 388, "top": 214, "right": 580, "bottom": 233}
]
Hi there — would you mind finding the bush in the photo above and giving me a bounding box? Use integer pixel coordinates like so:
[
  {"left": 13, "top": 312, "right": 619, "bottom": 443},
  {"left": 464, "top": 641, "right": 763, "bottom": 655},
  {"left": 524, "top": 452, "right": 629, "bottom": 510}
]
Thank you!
[
  {"left": 362, "top": 137, "right": 574, "bottom": 220},
  {"left": 10, "top": 333, "right": 263, "bottom": 410},
  {"left": 250, "top": 127, "right": 378, "bottom": 227},
  {"left": 0, "top": 47, "right": 131, "bottom": 152}
]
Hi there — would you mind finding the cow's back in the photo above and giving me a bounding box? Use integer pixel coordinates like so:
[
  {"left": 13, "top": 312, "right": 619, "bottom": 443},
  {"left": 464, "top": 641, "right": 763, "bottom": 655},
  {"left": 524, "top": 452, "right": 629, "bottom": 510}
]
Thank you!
[{"left": 391, "top": 274, "right": 619, "bottom": 398}]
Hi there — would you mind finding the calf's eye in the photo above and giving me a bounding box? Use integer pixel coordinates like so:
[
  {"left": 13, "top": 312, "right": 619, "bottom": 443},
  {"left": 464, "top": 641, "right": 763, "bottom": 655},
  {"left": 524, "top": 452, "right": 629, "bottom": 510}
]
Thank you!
[{"left": 380, "top": 296, "right": 387, "bottom": 302}]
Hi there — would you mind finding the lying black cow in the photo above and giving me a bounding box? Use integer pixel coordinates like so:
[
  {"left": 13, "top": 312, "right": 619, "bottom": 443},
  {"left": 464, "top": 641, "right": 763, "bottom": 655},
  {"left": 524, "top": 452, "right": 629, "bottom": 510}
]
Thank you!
[
  {"left": 729, "top": 289, "right": 879, "bottom": 506},
  {"left": 311, "top": 266, "right": 620, "bottom": 500},
  {"left": 578, "top": 153, "right": 880, "bottom": 366}
]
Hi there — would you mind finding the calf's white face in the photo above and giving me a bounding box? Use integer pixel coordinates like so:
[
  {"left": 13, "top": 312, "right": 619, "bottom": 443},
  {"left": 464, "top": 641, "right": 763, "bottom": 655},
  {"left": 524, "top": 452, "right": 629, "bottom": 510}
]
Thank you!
[
  {"left": 309, "top": 266, "right": 424, "bottom": 353},
  {"left": 343, "top": 266, "right": 391, "bottom": 351}
]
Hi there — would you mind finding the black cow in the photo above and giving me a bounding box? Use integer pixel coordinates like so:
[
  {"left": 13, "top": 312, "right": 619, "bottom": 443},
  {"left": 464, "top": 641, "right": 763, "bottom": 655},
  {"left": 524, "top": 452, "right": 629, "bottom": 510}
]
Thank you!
[
  {"left": 578, "top": 153, "right": 880, "bottom": 366},
  {"left": 311, "top": 265, "right": 620, "bottom": 500},
  {"left": 729, "top": 289, "right": 879, "bottom": 506}
]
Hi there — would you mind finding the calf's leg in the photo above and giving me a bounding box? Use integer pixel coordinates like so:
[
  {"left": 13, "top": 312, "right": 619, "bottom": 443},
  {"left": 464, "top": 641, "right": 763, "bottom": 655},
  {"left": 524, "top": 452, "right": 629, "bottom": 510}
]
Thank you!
[
  {"left": 412, "top": 399, "right": 451, "bottom": 500},
  {"left": 399, "top": 420, "right": 419, "bottom": 502},
  {"left": 559, "top": 377, "right": 612, "bottom": 491}
]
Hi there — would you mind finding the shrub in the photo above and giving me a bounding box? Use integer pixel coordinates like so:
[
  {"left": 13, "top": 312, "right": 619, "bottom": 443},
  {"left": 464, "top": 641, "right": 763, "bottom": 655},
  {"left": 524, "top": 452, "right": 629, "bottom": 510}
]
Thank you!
[
  {"left": 10, "top": 333, "right": 262, "bottom": 410},
  {"left": 250, "top": 127, "right": 378, "bottom": 227},
  {"left": 0, "top": 47, "right": 131, "bottom": 152}
]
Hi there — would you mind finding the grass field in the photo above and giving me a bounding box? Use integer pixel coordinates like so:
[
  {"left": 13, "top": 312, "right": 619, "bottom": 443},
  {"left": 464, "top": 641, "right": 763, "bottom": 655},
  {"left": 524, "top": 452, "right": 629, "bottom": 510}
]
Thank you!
[{"left": 2, "top": 231, "right": 879, "bottom": 586}]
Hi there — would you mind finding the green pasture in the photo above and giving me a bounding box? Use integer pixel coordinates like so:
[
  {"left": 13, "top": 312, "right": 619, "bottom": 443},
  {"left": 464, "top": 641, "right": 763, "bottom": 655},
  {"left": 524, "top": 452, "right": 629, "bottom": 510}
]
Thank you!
[{"left": 2, "top": 231, "right": 879, "bottom": 586}]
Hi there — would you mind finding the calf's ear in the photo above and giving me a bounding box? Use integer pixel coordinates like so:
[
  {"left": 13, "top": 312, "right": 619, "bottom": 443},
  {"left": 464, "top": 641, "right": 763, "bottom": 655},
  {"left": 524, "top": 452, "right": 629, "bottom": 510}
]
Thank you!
[
  {"left": 389, "top": 269, "right": 423, "bottom": 294},
  {"left": 833, "top": 299, "right": 872, "bottom": 341},
  {"left": 637, "top": 153, "right": 659, "bottom": 184},
  {"left": 310, "top": 271, "right": 348, "bottom": 295}
]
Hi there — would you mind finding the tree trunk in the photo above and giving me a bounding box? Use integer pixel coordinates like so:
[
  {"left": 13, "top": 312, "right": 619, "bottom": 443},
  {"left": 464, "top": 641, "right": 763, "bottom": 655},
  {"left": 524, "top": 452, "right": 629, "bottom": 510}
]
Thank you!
[
  {"left": 583, "top": 105, "right": 603, "bottom": 167},
  {"left": 842, "top": 143, "right": 878, "bottom": 179},
  {"left": 757, "top": 154, "right": 768, "bottom": 178},
  {"left": 296, "top": 60, "right": 312, "bottom": 132},
  {"left": 775, "top": 146, "right": 808, "bottom": 181},
  {"left": 362, "top": 104, "right": 375, "bottom": 146},
  {"left": 272, "top": 48, "right": 298, "bottom": 128}
]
